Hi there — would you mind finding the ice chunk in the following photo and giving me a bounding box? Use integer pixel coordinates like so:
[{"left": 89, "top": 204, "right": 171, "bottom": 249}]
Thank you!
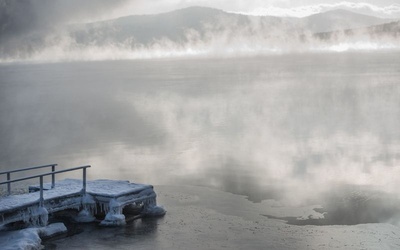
[
  {"left": 142, "top": 205, "right": 166, "bottom": 217},
  {"left": 101, "top": 213, "right": 126, "bottom": 226},
  {"left": 100, "top": 198, "right": 126, "bottom": 226},
  {"left": 74, "top": 209, "right": 96, "bottom": 223},
  {"left": 0, "top": 228, "right": 41, "bottom": 250},
  {"left": 0, "top": 223, "right": 67, "bottom": 250},
  {"left": 38, "top": 222, "right": 67, "bottom": 238},
  {"left": 25, "top": 206, "right": 49, "bottom": 227}
]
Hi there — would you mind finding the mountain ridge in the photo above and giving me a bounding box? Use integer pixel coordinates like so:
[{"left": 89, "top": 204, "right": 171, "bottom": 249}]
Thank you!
[
  {"left": 71, "top": 6, "right": 397, "bottom": 47},
  {"left": 82, "top": 6, "right": 394, "bottom": 32},
  {"left": 2, "top": 6, "right": 399, "bottom": 61},
  {"left": 302, "top": 8, "right": 394, "bottom": 33}
]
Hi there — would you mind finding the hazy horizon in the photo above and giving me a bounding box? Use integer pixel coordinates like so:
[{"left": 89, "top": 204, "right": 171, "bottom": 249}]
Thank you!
[
  {"left": 1, "top": 2, "right": 400, "bottom": 63},
  {"left": 1, "top": 2, "right": 400, "bottom": 249}
]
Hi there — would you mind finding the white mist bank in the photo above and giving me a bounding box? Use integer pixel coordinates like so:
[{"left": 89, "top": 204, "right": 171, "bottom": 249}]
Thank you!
[
  {"left": 1, "top": 37, "right": 399, "bottom": 64},
  {"left": 54, "top": 56, "right": 399, "bottom": 210},
  {"left": 1, "top": 9, "right": 399, "bottom": 64},
  {"left": 104, "top": 86, "right": 400, "bottom": 202},
  {"left": 1, "top": 51, "right": 399, "bottom": 225}
]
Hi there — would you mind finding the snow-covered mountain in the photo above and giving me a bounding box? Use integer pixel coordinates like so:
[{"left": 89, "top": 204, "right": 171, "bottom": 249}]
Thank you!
[
  {"left": 71, "top": 7, "right": 292, "bottom": 45},
  {"left": 313, "top": 20, "right": 400, "bottom": 41},
  {"left": 2, "top": 6, "right": 399, "bottom": 61},
  {"left": 301, "top": 9, "right": 394, "bottom": 33},
  {"left": 70, "top": 6, "right": 396, "bottom": 46}
]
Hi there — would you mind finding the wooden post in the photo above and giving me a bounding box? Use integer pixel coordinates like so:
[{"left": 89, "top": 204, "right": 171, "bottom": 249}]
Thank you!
[
  {"left": 51, "top": 165, "right": 55, "bottom": 189},
  {"left": 39, "top": 176, "right": 44, "bottom": 207},
  {"left": 7, "top": 172, "right": 10, "bottom": 195},
  {"left": 82, "top": 167, "right": 87, "bottom": 194}
]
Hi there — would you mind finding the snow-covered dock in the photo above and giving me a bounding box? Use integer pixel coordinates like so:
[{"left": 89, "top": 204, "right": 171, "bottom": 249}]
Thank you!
[{"left": 0, "top": 165, "right": 165, "bottom": 227}]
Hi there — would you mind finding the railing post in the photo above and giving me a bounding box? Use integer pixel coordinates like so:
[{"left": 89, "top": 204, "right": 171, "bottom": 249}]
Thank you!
[
  {"left": 39, "top": 176, "right": 44, "bottom": 207},
  {"left": 7, "top": 173, "right": 11, "bottom": 195},
  {"left": 51, "top": 165, "right": 55, "bottom": 189},
  {"left": 82, "top": 167, "right": 87, "bottom": 194}
]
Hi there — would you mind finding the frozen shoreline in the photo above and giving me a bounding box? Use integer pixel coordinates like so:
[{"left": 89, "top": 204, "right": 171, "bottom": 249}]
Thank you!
[
  {"left": 0, "top": 223, "right": 67, "bottom": 250},
  {"left": 41, "top": 185, "right": 400, "bottom": 250},
  {"left": 1, "top": 184, "right": 400, "bottom": 249}
]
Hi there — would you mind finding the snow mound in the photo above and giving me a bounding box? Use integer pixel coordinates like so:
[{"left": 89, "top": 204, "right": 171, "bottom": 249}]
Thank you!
[
  {"left": 0, "top": 228, "right": 41, "bottom": 250},
  {"left": 0, "top": 223, "right": 67, "bottom": 250},
  {"left": 143, "top": 205, "right": 167, "bottom": 217},
  {"left": 38, "top": 222, "right": 67, "bottom": 238}
]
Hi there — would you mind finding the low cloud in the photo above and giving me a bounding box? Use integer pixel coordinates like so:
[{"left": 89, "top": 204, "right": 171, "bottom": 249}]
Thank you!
[
  {"left": 70, "top": 69, "right": 400, "bottom": 207},
  {"left": 234, "top": 2, "right": 400, "bottom": 18},
  {"left": 1, "top": 1, "right": 399, "bottom": 63},
  {"left": 1, "top": 23, "right": 399, "bottom": 63},
  {"left": 0, "top": 0, "right": 129, "bottom": 57}
]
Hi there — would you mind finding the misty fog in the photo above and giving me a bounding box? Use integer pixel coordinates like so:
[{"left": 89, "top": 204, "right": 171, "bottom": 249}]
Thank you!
[
  {"left": 1, "top": 5, "right": 399, "bottom": 63},
  {"left": 1, "top": 53, "right": 400, "bottom": 226},
  {"left": 1, "top": 1, "right": 400, "bottom": 234}
]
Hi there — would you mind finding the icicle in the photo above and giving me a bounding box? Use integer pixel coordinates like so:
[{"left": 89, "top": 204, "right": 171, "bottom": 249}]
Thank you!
[
  {"left": 139, "top": 194, "right": 165, "bottom": 217},
  {"left": 81, "top": 194, "right": 96, "bottom": 215},
  {"left": 23, "top": 206, "right": 48, "bottom": 227},
  {"left": 73, "top": 194, "right": 96, "bottom": 223},
  {"left": 75, "top": 209, "right": 95, "bottom": 223},
  {"left": 100, "top": 199, "right": 126, "bottom": 226},
  {"left": 100, "top": 202, "right": 108, "bottom": 214}
]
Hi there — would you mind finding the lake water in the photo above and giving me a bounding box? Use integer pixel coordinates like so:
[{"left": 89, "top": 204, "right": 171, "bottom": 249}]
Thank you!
[{"left": 1, "top": 52, "right": 400, "bottom": 231}]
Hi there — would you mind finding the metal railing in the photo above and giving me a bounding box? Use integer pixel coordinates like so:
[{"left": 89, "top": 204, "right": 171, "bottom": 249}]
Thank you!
[
  {"left": 0, "top": 165, "right": 91, "bottom": 207},
  {"left": 0, "top": 164, "right": 58, "bottom": 195}
]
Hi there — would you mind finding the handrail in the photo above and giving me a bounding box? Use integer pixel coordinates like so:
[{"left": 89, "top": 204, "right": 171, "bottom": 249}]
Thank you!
[
  {"left": 0, "top": 164, "right": 57, "bottom": 175},
  {"left": 0, "top": 165, "right": 90, "bottom": 185},
  {"left": 0, "top": 165, "right": 91, "bottom": 206},
  {"left": 0, "top": 164, "right": 58, "bottom": 195}
]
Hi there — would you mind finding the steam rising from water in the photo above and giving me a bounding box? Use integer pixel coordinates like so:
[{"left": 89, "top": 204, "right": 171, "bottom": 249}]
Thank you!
[
  {"left": 1, "top": 4, "right": 399, "bottom": 63},
  {"left": 1, "top": 50, "right": 400, "bottom": 224},
  {"left": 3, "top": 54, "right": 398, "bottom": 203},
  {"left": 116, "top": 69, "right": 400, "bottom": 205},
  {"left": 1, "top": 2, "right": 400, "bottom": 225},
  {"left": 1, "top": 27, "right": 399, "bottom": 63}
]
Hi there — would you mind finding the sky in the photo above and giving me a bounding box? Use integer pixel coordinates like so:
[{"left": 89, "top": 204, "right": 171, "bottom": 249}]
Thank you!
[
  {"left": 118, "top": 0, "right": 400, "bottom": 19},
  {"left": 1, "top": 0, "right": 400, "bottom": 31},
  {"left": 1, "top": 1, "right": 399, "bottom": 39},
  {"left": 1, "top": 0, "right": 400, "bottom": 62}
]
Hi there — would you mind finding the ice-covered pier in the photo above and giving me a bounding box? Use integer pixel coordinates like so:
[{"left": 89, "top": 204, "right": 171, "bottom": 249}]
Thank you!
[{"left": 0, "top": 164, "right": 165, "bottom": 227}]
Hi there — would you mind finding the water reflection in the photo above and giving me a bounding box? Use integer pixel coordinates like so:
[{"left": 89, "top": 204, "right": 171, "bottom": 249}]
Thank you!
[
  {"left": 1, "top": 53, "right": 400, "bottom": 225},
  {"left": 266, "top": 185, "right": 400, "bottom": 226},
  {"left": 44, "top": 218, "right": 161, "bottom": 249}
]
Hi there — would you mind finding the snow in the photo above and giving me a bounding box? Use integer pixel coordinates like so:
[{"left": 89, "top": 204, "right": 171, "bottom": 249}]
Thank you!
[
  {"left": 38, "top": 222, "right": 67, "bottom": 238},
  {"left": 99, "top": 198, "right": 127, "bottom": 226},
  {"left": 52, "top": 179, "right": 153, "bottom": 197},
  {"left": 142, "top": 205, "right": 166, "bottom": 217},
  {"left": 0, "top": 178, "right": 166, "bottom": 248},
  {"left": 0, "top": 179, "right": 163, "bottom": 227},
  {"left": 0, "top": 223, "right": 67, "bottom": 250},
  {"left": 0, "top": 228, "right": 41, "bottom": 250},
  {"left": 0, "top": 184, "right": 82, "bottom": 212},
  {"left": 44, "top": 185, "right": 400, "bottom": 250},
  {"left": 0, "top": 179, "right": 152, "bottom": 213},
  {"left": 74, "top": 209, "right": 96, "bottom": 223},
  {"left": 100, "top": 213, "right": 126, "bottom": 226},
  {"left": 26, "top": 207, "right": 48, "bottom": 227},
  {"left": 154, "top": 185, "right": 400, "bottom": 249}
]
